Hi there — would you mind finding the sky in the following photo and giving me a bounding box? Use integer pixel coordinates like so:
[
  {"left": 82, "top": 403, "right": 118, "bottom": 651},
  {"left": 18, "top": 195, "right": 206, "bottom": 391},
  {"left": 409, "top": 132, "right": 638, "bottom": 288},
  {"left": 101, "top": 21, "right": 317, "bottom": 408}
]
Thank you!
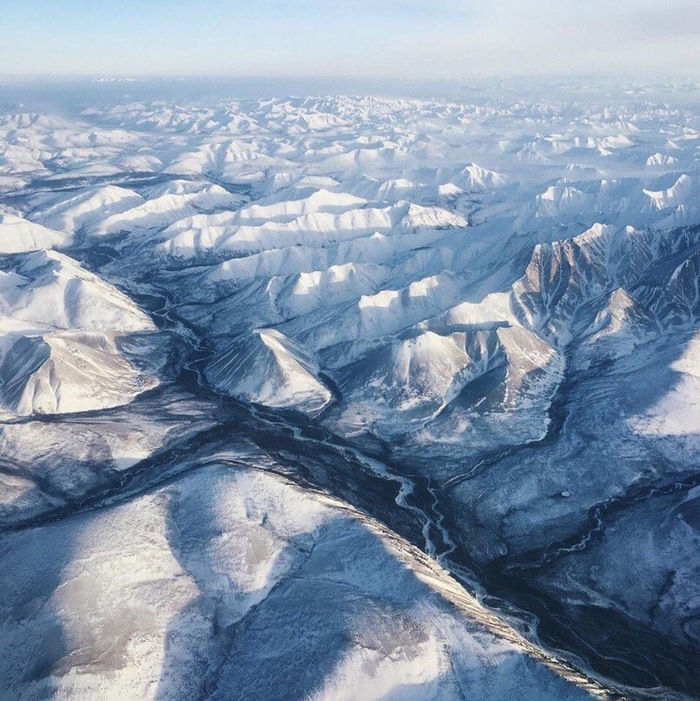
[{"left": 1, "top": 0, "right": 699, "bottom": 78}]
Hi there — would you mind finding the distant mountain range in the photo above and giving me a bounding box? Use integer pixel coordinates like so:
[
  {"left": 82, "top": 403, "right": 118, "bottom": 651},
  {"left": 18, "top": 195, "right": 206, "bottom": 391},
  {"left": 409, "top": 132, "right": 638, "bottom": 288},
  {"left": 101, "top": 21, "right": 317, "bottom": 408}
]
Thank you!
[{"left": 0, "top": 82, "right": 698, "bottom": 700}]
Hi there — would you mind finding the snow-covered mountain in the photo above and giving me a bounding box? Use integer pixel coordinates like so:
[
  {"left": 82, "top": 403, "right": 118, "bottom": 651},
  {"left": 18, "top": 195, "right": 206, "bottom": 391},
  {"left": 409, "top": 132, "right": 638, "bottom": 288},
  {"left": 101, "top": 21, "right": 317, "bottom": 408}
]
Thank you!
[
  {"left": 0, "top": 79, "right": 699, "bottom": 700},
  {"left": 0, "top": 250, "right": 168, "bottom": 418}
]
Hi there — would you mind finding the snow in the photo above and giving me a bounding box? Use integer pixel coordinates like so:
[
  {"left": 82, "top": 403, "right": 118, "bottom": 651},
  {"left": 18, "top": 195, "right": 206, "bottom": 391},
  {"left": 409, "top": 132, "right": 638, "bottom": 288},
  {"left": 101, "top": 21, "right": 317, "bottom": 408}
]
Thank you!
[
  {"left": 0, "top": 213, "right": 68, "bottom": 253},
  {"left": 30, "top": 185, "right": 144, "bottom": 234},
  {"left": 0, "top": 250, "right": 154, "bottom": 333},
  {"left": 0, "top": 250, "right": 161, "bottom": 417},
  {"left": 0, "top": 463, "right": 594, "bottom": 701},
  {"left": 1, "top": 78, "right": 700, "bottom": 699},
  {"left": 205, "top": 328, "right": 332, "bottom": 415}
]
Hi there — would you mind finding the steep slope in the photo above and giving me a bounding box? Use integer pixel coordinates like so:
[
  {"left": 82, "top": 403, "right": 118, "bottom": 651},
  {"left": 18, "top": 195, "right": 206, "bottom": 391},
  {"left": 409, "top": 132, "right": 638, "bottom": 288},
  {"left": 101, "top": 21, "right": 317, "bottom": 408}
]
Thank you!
[
  {"left": 0, "top": 250, "right": 163, "bottom": 417},
  {"left": 0, "top": 250, "right": 154, "bottom": 333},
  {"left": 0, "top": 213, "right": 68, "bottom": 253},
  {"left": 205, "top": 328, "right": 332, "bottom": 415},
  {"left": 29, "top": 185, "right": 144, "bottom": 234},
  {"left": 0, "top": 331, "right": 160, "bottom": 416}
]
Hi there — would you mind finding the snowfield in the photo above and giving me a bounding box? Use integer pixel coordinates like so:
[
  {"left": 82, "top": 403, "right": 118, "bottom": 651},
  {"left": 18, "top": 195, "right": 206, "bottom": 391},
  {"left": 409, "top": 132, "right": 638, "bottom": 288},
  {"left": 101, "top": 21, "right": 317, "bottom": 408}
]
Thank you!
[{"left": 0, "top": 77, "right": 699, "bottom": 700}]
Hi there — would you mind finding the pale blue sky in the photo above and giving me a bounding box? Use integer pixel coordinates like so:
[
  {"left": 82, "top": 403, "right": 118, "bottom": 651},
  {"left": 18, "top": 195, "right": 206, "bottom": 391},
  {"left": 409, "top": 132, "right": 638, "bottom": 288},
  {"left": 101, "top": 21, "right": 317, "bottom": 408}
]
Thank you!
[{"left": 2, "top": 0, "right": 698, "bottom": 77}]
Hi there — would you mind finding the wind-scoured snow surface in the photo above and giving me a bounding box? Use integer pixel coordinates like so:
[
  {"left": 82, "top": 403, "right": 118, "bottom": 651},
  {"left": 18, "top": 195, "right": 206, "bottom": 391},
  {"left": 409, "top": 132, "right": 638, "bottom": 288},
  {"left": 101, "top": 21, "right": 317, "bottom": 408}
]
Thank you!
[{"left": 1, "top": 78, "right": 699, "bottom": 700}]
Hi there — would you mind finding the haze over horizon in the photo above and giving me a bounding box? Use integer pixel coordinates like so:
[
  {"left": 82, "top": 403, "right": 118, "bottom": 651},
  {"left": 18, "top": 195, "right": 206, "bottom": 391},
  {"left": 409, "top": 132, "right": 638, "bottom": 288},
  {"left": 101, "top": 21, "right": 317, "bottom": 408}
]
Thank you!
[{"left": 2, "top": 0, "right": 699, "bottom": 79}]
